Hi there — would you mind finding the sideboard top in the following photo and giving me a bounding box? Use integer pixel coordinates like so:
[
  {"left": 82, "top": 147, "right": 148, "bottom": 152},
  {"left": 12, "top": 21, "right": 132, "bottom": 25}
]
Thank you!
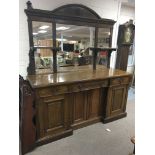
[{"left": 27, "top": 65, "right": 131, "bottom": 88}]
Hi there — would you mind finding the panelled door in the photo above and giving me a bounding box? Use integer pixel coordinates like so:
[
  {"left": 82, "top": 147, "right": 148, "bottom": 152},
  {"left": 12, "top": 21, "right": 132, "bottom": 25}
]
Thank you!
[
  {"left": 106, "top": 85, "right": 128, "bottom": 117},
  {"left": 37, "top": 95, "right": 69, "bottom": 139}
]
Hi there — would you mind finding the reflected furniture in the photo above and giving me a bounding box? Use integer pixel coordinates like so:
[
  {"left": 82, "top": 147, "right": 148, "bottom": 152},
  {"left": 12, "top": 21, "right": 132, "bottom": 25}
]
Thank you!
[{"left": 20, "top": 1, "right": 132, "bottom": 155}]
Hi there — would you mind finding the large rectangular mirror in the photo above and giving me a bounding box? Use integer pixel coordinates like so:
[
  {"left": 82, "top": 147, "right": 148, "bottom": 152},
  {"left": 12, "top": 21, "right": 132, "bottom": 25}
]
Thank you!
[
  {"left": 98, "top": 28, "right": 111, "bottom": 48},
  {"left": 32, "top": 21, "right": 54, "bottom": 74},
  {"left": 97, "top": 27, "right": 111, "bottom": 66},
  {"left": 56, "top": 23, "right": 95, "bottom": 71},
  {"left": 32, "top": 21, "right": 53, "bottom": 47}
]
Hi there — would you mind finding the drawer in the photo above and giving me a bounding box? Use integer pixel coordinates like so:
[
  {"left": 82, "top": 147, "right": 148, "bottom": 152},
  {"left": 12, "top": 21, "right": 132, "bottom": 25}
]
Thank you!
[
  {"left": 110, "top": 77, "right": 130, "bottom": 86},
  {"left": 38, "top": 85, "right": 68, "bottom": 97},
  {"left": 69, "top": 80, "right": 108, "bottom": 92}
]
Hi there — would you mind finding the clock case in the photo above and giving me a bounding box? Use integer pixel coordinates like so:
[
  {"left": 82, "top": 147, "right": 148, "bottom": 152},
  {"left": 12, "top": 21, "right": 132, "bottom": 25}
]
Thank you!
[{"left": 116, "top": 21, "right": 135, "bottom": 71}]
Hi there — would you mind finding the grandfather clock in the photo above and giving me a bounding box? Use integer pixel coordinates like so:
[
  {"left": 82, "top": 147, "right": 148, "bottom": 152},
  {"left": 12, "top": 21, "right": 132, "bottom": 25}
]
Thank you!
[{"left": 116, "top": 20, "right": 135, "bottom": 71}]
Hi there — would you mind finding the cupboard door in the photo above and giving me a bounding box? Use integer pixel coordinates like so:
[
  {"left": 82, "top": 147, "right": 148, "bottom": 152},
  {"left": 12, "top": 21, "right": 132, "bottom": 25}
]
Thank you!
[
  {"left": 37, "top": 95, "right": 68, "bottom": 139},
  {"left": 72, "top": 88, "right": 103, "bottom": 128},
  {"left": 106, "top": 85, "right": 128, "bottom": 118}
]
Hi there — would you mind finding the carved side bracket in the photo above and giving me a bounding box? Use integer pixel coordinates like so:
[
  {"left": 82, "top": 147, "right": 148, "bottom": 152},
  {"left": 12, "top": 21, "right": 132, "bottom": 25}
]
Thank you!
[
  {"left": 27, "top": 48, "right": 36, "bottom": 75},
  {"left": 19, "top": 75, "right": 36, "bottom": 155}
]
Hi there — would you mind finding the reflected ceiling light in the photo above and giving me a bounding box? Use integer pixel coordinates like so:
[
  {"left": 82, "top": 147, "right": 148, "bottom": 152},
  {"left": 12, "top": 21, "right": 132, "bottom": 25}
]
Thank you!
[
  {"left": 39, "top": 25, "right": 49, "bottom": 29},
  {"left": 38, "top": 30, "right": 47, "bottom": 33},
  {"left": 33, "top": 32, "right": 38, "bottom": 35},
  {"left": 69, "top": 41, "right": 77, "bottom": 44},
  {"left": 56, "top": 38, "right": 67, "bottom": 41},
  {"left": 56, "top": 26, "right": 70, "bottom": 30}
]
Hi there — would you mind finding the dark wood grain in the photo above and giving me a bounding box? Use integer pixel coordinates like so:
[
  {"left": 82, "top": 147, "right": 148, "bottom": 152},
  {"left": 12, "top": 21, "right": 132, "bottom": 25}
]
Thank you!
[
  {"left": 52, "top": 22, "right": 57, "bottom": 73},
  {"left": 25, "top": 3, "right": 116, "bottom": 27},
  {"left": 19, "top": 75, "right": 36, "bottom": 155}
]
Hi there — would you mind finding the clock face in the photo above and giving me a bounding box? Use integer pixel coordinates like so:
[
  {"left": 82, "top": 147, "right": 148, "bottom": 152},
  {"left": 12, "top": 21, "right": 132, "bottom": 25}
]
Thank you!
[{"left": 124, "top": 27, "right": 132, "bottom": 43}]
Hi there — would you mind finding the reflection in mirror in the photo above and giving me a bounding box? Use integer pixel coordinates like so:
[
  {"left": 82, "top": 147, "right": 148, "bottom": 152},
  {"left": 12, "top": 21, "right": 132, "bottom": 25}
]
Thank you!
[
  {"left": 97, "top": 27, "right": 111, "bottom": 66},
  {"left": 97, "top": 50, "right": 108, "bottom": 66},
  {"left": 32, "top": 21, "right": 53, "bottom": 47},
  {"left": 34, "top": 48, "right": 53, "bottom": 69},
  {"left": 32, "top": 21, "right": 54, "bottom": 73},
  {"left": 56, "top": 24, "right": 95, "bottom": 69},
  {"left": 98, "top": 28, "right": 110, "bottom": 48}
]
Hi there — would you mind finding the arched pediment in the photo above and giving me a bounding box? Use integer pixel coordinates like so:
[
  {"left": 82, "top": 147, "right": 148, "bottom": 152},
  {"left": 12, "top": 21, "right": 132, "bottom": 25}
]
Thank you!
[
  {"left": 51, "top": 4, "right": 101, "bottom": 20},
  {"left": 25, "top": 1, "right": 115, "bottom": 26}
]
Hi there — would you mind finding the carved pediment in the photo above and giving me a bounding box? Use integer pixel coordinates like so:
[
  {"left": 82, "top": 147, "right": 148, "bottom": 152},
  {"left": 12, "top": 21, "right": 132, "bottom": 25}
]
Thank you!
[
  {"left": 25, "top": 2, "right": 115, "bottom": 25},
  {"left": 51, "top": 4, "right": 101, "bottom": 20}
]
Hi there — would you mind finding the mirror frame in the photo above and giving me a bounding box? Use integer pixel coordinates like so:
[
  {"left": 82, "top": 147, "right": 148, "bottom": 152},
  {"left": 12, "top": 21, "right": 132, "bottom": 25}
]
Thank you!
[{"left": 25, "top": 1, "right": 116, "bottom": 75}]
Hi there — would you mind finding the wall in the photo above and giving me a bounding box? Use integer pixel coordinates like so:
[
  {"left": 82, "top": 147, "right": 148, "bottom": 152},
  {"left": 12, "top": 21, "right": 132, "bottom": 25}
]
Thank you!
[
  {"left": 120, "top": 4, "right": 135, "bottom": 24},
  {"left": 19, "top": 0, "right": 135, "bottom": 77}
]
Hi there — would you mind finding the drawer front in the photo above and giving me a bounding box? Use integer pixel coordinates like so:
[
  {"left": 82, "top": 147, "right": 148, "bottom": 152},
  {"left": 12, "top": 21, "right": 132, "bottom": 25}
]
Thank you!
[
  {"left": 37, "top": 80, "right": 109, "bottom": 97},
  {"left": 110, "top": 77, "right": 130, "bottom": 86},
  {"left": 69, "top": 80, "right": 108, "bottom": 92},
  {"left": 38, "top": 85, "right": 68, "bottom": 97}
]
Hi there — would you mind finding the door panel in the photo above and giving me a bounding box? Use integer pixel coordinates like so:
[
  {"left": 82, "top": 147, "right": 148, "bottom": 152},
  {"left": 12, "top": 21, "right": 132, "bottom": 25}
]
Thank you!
[
  {"left": 87, "top": 88, "right": 101, "bottom": 119},
  {"left": 106, "top": 85, "right": 128, "bottom": 117},
  {"left": 37, "top": 95, "right": 68, "bottom": 138},
  {"left": 111, "top": 88, "right": 124, "bottom": 111},
  {"left": 46, "top": 100, "right": 64, "bottom": 129},
  {"left": 73, "top": 91, "right": 86, "bottom": 123}
]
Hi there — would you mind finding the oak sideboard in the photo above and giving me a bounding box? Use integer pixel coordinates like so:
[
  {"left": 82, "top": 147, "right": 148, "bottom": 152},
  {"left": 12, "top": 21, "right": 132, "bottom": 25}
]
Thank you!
[{"left": 20, "top": 65, "right": 131, "bottom": 154}]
